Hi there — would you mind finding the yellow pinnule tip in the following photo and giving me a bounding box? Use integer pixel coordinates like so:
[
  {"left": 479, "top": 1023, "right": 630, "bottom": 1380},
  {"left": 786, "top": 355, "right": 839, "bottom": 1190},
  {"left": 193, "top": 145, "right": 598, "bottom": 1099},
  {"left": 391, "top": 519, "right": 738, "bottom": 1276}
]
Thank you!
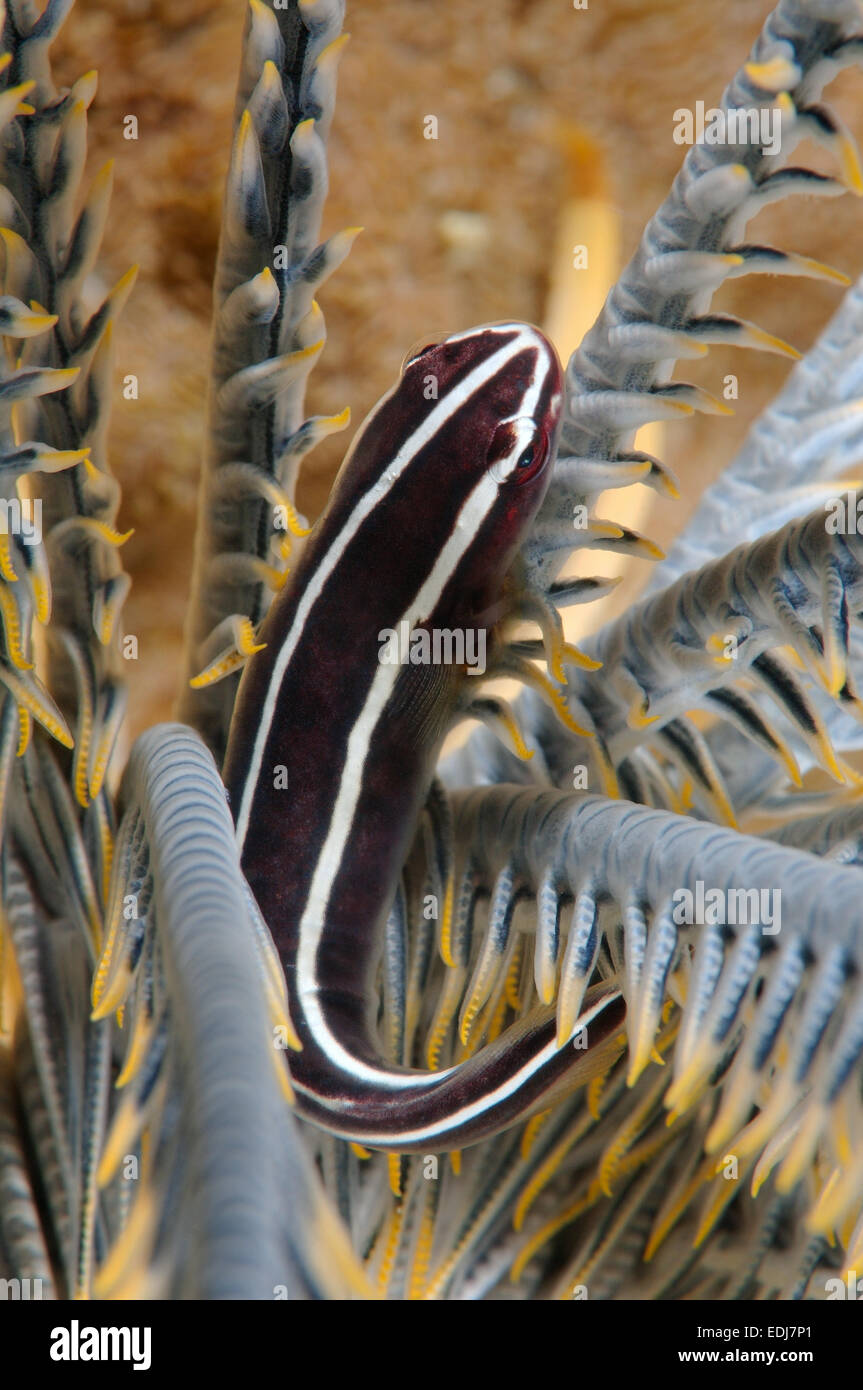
[
  {"left": 744, "top": 57, "right": 798, "bottom": 90},
  {"left": 799, "top": 255, "right": 851, "bottom": 286},
  {"left": 236, "top": 107, "right": 254, "bottom": 146},
  {"left": 838, "top": 133, "right": 863, "bottom": 196},
  {"left": 826, "top": 663, "right": 846, "bottom": 700},
  {"left": 514, "top": 738, "right": 534, "bottom": 762},
  {"left": 290, "top": 338, "right": 325, "bottom": 363},
  {"left": 639, "top": 536, "right": 666, "bottom": 559},
  {"left": 743, "top": 322, "right": 802, "bottom": 360},
  {"left": 96, "top": 1103, "right": 137, "bottom": 1188},
  {"left": 555, "top": 1004, "right": 578, "bottom": 1050},
  {"left": 660, "top": 472, "right": 681, "bottom": 500},
  {"left": 320, "top": 32, "right": 351, "bottom": 65},
  {"left": 91, "top": 979, "right": 126, "bottom": 1022},
  {"left": 115, "top": 1034, "right": 149, "bottom": 1090},
  {"left": 562, "top": 642, "right": 602, "bottom": 672},
  {"left": 816, "top": 731, "right": 846, "bottom": 784},
  {"left": 291, "top": 116, "right": 316, "bottom": 143},
  {"left": 838, "top": 759, "right": 863, "bottom": 789},
  {"left": 705, "top": 632, "right": 734, "bottom": 662},
  {"left": 750, "top": 1165, "right": 770, "bottom": 1200},
  {"left": 276, "top": 1012, "right": 302, "bottom": 1052},
  {"left": 114, "top": 263, "right": 140, "bottom": 293},
  {"left": 782, "top": 750, "right": 803, "bottom": 788},
  {"left": 493, "top": 702, "right": 533, "bottom": 760},
  {"left": 24, "top": 312, "right": 59, "bottom": 332},
  {"left": 625, "top": 1036, "right": 656, "bottom": 1088},
  {"left": 626, "top": 701, "right": 659, "bottom": 730},
  {"left": 101, "top": 524, "right": 134, "bottom": 546},
  {"left": 700, "top": 391, "right": 735, "bottom": 417}
]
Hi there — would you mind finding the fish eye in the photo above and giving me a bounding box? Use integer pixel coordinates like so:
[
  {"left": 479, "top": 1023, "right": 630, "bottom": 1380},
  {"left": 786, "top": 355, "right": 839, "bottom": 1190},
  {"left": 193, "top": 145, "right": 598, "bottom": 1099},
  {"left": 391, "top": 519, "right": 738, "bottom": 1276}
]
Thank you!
[
  {"left": 515, "top": 440, "right": 541, "bottom": 474},
  {"left": 487, "top": 417, "right": 550, "bottom": 485},
  {"left": 401, "top": 337, "right": 443, "bottom": 372}
]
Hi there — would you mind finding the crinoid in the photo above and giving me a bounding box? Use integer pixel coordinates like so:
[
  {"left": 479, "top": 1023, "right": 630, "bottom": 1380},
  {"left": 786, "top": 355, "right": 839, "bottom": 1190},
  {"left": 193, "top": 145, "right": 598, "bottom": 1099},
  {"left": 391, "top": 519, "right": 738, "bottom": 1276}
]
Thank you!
[{"left": 3, "top": 0, "right": 863, "bottom": 1305}]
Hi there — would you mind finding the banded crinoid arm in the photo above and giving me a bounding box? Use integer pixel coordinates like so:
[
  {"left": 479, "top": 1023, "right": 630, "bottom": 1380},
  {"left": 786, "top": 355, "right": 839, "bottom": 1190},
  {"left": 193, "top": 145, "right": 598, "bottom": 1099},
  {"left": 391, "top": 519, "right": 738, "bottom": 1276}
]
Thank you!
[
  {"left": 293, "top": 785, "right": 863, "bottom": 1298},
  {"left": 499, "top": 0, "right": 863, "bottom": 687},
  {"left": 621, "top": 264, "right": 863, "bottom": 809},
  {"left": 0, "top": 0, "right": 135, "bottom": 1298},
  {"left": 576, "top": 503, "right": 863, "bottom": 810},
  {"left": 179, "top": 0, "right": 355, "bottom": 762},
  {"left": 644, "top": 269, "right": 863, "bottom": 594},
  {"left": 3, "top": 834, "right": 109, "bottom": 1298},
  {"left": 765, "top": 793, "right": 863, "bottom": 860},
  {"left": 443, "top": 788, "right": 863, "bottom": 1298},
  {"left": 448, "top": 495, "right": 863, "bottom": 820},
  {"left": 83, "top": 723, "right": 367, "bottom": 1299},
  {"left": 0, "top": 0, "right": 135, "bottom": 889}
]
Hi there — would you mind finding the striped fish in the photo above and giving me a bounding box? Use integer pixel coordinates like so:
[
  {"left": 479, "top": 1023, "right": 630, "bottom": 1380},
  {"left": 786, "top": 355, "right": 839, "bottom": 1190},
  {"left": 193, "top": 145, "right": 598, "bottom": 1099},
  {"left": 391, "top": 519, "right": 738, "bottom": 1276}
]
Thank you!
[{"left": 223, "top": 322, "right": 625, "bottom": 1150}]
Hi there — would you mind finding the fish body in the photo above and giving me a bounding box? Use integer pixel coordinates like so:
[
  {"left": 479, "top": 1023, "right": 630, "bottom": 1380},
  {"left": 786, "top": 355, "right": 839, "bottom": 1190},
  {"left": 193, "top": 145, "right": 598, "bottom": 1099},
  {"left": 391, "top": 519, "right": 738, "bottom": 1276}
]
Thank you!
[{"left": 224, "top": 322, "right": 625, "bottom": 1149}]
